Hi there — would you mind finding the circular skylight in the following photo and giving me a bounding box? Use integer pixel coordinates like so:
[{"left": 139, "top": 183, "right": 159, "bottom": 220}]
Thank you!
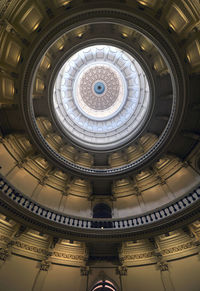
[{"left": 53, "top": 45, "right": 150, "bottom": 150}]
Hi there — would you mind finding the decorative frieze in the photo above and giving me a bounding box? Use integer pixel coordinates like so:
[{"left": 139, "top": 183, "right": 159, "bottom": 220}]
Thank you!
[
  {"left": 161, "top": 241, "right": 194, "bottom": 255},
  {"left": 120, "top": 251, "right": 155, "bottom": 261},
  {"left": 53, "top": 251, "right": 86, "bottom": 262},
  {"left": 14, "top": 240, "right": 47, "bottom": 255}
]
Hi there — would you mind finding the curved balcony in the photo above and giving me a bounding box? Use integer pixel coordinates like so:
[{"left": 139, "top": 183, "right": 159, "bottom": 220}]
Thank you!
[{"left": 0, "top": 173, "right": 200, "bottom": 235}]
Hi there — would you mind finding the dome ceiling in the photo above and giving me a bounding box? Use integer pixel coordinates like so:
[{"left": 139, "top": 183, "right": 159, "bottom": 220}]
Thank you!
[
  {"left": 24, "top": 17, "right": 179, "bottom": 178},
  {"left": 53, "top": 44, "right": 150, "bottom": 150},
  {"left": 0, "top": 0, "right": 200, "bottom": 242}
]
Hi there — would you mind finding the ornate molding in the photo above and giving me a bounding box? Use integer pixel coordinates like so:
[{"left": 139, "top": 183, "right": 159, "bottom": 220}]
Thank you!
[
  {"left": 120, "top": 251, "right": 155, "bottom": 261},
  {"left": 0, "top": 234, "right": 86, "bottom": 262},
  {"left": 14, "top": 240, "right": 47, "bottom": 255},
  {"left": 53, "top": 251, "right": 86, "bottom": 262},
  {"left": 161, "top": 241, "right": 195, "bottom": 255}
]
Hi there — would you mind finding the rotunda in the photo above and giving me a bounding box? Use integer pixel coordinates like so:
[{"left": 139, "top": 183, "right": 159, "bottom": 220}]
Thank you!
[{"left": 0, "top": 0, "right": 200, "bottom": 290}]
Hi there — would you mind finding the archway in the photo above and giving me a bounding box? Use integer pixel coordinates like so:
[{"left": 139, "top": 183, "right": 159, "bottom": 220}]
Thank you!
[
  {"left": 91, "top": 280, "right": 117, "bottom": 291},
  {"left": 91, "top": 203, "right": 113, "bottom": 228}
]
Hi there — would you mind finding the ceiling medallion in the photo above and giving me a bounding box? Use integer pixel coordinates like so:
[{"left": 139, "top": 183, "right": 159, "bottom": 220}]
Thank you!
[{"left": 76, "top": 63, "right": 124, "bottom": 119}]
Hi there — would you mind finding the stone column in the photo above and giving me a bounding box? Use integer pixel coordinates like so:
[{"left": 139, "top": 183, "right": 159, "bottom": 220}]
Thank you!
[
  {"left": 80, "top": 266, "right": 90, "bottom": 291},
  {"left": 158, "top": 261, "right": 175, "bottom": 291},
  {"left": 31, "top": 236, "right": 59, "bottom": 291},
  {"left": 117, "top": 265, "right": 128, "bottom": 291},
  {"left": 32, "top": 260, "right": 51, "bottom": 291}
]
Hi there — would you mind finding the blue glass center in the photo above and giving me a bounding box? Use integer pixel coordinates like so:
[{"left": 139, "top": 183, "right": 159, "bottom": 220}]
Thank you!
[{"left": 94, "top": 82, "right": 105, "bottom": 94}]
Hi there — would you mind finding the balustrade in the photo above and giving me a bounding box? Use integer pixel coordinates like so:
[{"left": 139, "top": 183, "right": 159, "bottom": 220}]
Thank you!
[{"left": 0, "top": 174, "right": 200, "bottom": 230}]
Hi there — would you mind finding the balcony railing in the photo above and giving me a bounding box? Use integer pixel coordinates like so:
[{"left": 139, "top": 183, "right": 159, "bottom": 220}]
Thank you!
[{"left": 0, "top": 173, "right": 200, "bottom": 229}]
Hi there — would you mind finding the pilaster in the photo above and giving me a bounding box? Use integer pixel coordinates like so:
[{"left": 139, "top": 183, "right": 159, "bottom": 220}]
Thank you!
[
  {"left": 157, "top": 259, "right": 175, "bottom": 291},
  {"left": 80, "top": 266, "right": 90, "bottom": 291},
  {"left": 116, "top": 265, "right": 127, "bottom": 291},
  {"left": 32, "top": 260, "right": 51, "bottom": 291}
]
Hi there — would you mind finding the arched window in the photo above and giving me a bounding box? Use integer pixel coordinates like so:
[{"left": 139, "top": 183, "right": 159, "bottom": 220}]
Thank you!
[
  {"left": 91, "top": 203, "right": 113, "bottom": 228},
  {"left": 91, "top": 280, "right": 117, "bottom": 291}
]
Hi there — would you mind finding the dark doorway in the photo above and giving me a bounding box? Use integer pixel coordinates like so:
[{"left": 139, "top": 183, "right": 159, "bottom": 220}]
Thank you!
[{"left": 91, "top": 203, "right": 113, "bottom": 228}]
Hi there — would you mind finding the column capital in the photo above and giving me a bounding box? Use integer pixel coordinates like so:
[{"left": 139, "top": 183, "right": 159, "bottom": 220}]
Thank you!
[
  {"left": 117, "top": 265, "right": 128, "bottom": 276},
  {"left": 158, "top": 261, "right": 168, "bottom": 272},
  {"left": 80, "top": 266, "right": 90, "bottom": 276},
  {"left": 0, "top": 248, "right": 9, "bottom": 261},
  {"left": 40, "top": 260, "right": 51, "bottom": 271}
]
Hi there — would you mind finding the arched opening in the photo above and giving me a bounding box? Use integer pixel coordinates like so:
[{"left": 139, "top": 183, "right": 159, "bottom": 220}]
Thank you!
[
  {"left": 91, "top": 280, "right": 117, "bottom": 291},
  {"left": 93, "top": 203, "right": 112, "bottom": 218},
  {"left": 91, "top": 203, "right": 113, "bottom": 228}
]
